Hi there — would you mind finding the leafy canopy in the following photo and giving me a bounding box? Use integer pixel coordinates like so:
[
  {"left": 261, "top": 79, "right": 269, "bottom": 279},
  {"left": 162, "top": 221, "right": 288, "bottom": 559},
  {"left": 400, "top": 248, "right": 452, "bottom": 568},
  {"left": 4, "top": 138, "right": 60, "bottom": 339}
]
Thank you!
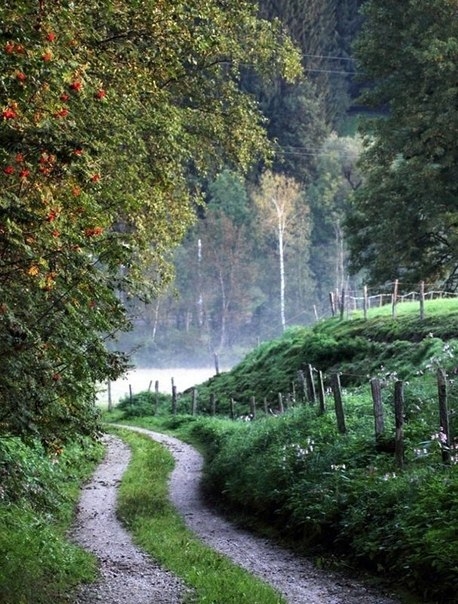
[{"left": 0, "top": 0, "right": 301, "bottom": 443}]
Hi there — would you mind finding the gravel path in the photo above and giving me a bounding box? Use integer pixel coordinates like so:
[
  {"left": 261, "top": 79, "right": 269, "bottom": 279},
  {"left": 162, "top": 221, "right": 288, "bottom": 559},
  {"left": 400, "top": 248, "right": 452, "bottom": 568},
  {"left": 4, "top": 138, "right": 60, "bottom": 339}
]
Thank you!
[{"left": 70, "top": 426, "right": 403, "bottom": 604}]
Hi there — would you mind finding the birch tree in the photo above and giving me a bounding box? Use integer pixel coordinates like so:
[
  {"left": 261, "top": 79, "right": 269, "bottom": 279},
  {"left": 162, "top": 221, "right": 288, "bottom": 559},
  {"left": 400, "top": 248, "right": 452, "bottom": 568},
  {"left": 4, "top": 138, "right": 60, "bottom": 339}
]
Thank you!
[{"left": 253, "top": 171, "right": 303, "bottom": 331}]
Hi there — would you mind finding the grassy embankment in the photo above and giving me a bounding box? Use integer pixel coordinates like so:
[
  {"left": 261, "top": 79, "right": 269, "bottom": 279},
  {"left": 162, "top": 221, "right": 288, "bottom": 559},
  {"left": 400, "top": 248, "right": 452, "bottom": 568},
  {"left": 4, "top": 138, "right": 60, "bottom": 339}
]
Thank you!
[
  {"left": 110, "top": 299, "right": 458, "bottom": 604},
  {"left": 0, "top": 437, "right": 104, "bottom": 604}
]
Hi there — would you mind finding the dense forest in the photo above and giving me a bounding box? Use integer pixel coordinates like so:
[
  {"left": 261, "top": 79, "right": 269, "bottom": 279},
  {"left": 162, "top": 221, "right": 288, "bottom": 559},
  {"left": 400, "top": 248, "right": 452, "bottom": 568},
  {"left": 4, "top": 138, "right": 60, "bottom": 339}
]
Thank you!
[
  {"left": 124, "top": 0, "right": 458, "bottom": 369},
  {"left": 122, "top": 0, "right": 367, "bottom": 367}
]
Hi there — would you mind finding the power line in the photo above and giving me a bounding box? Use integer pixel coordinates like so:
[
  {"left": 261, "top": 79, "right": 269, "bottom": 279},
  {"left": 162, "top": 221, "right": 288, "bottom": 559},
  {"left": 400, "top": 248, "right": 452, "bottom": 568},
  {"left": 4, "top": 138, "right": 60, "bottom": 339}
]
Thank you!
[
  {"left": 275, "top": 150, "right": 360, "bottom": 159},
  {"left": 305, "top": 67, "right": 357, "bottom": 75},
  {"left": 303, "top": 53, "right": 356, "bottom": 63}
]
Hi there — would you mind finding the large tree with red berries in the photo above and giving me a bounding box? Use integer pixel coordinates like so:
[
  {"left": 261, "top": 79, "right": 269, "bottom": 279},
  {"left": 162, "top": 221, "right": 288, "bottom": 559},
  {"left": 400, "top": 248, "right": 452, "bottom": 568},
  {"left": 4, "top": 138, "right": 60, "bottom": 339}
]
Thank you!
[{"left": 0, "top": 0, "right": 301, "bottom": 444}]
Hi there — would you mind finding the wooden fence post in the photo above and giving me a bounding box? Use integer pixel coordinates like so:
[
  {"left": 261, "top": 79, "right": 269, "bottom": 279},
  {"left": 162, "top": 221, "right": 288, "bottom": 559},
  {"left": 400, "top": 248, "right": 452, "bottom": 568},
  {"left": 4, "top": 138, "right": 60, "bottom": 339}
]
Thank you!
[
  {"left": 171, "top": 383, "right": 177, "bottom": 415},
  {"left": 394, "top": 380, "right": 404, "bottom": 469},
  {"left": 250, "top": 396, "right": 256, "bottom": 419},
  {"left": 392, "top": 279, "right": 399, "bottom": 318},
  {"left": 370, "top": 378, "right": 384, "bottom": 440},
  {"left": 363, "top": 285, "right": 368, "bottom": 320},
  {"left": 419, "top": 281, "right": 425, "bottom": 320},
  {"left": 317, "top": 370, "right": 326, "bottom": 415},
  {"left": 297, "top": 370, "right": 306, "bottom": 402},
  {"left": 305, "top": 364, "right": 316, "bottom": 404},
  {"left": 230, "top": 398, "right": 235, "bottom": 419},
  {"left": 155, "top": 380, "right": 159, "bottom": 414},
  {"left": 107, "top": 380, "right": 112, "bottom": 412},
  {"left": 437, "top": 368, "right": 451, "bottom": 464},
  {"left": 339, "top": 288, "right": 346, "bottom": 321},
  {"left": 331, "top": 373, "right": 346, "bottom": 434},
  {"left": 191, "top": 387, "right": 198, "bottom": 416},
  {"left": 214, "top": 352, "right": 220, "bottom": 375},
  {"left": 210, "top": 393, "right": 216, "bottom": 416}
]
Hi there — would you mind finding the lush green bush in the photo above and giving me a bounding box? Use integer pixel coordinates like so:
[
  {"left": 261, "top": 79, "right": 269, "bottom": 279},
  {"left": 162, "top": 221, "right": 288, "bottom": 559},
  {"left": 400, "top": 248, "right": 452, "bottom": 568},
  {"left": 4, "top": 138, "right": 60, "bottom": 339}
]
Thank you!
[
  {"left": 180, "top": 400, "right": 457, "bottom": 603},
  {"left": 0, "top": 436, "right": 104, "bottom": 603},
  {"left": 117, "top": 390, "right": 173, "bottom": 418}
]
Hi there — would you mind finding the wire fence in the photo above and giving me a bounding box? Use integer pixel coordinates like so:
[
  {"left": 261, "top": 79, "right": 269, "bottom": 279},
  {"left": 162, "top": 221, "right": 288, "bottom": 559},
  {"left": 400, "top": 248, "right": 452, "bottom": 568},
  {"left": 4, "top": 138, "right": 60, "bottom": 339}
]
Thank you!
[{"left": 328, "top": 280, "right": 458, "bottom": 320}]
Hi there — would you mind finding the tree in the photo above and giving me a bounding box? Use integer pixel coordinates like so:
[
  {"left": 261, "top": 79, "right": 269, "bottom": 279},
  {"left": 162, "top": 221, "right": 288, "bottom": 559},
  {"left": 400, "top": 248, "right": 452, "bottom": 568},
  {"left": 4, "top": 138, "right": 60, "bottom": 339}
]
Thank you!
[
  {"left": 309, "top": 133, "right": 362, "bottom": 302},
  {"left": 0, "top": 0, "right": 301, "bottom": 442},
  {"left": 253, "top": 171, "right": 303, "bottom": 331},
  {"left": 347, "top": 0, "right": 458, "bottom": 289}
]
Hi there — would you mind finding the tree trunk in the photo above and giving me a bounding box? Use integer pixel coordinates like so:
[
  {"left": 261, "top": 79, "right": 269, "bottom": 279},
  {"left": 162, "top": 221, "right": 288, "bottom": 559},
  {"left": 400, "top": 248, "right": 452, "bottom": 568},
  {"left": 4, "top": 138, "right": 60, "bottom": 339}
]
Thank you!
[{"left": 278, "top": 218, "right": 286, "bottom": 331}]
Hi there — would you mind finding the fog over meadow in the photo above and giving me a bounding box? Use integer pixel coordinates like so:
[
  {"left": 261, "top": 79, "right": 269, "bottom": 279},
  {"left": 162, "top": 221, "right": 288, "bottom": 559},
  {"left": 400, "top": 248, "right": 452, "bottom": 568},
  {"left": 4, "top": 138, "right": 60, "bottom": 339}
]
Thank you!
[{"left": 98, "top": 366, "right": 224, "bottom": 407}]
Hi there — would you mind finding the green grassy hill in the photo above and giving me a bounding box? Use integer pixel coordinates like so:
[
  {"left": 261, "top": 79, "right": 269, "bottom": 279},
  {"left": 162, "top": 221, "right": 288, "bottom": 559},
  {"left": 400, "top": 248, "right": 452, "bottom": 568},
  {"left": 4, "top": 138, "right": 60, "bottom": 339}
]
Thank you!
[{"left": 182, "top": 299, "right": 458, "bottom": 415}]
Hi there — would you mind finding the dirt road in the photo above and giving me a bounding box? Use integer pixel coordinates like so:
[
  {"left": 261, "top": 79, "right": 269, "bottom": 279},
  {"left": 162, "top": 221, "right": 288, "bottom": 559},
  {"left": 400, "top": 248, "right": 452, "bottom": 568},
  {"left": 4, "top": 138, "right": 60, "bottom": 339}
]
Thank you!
[{"left": 70, "top": 427, "right": 402, "bottom": 604}]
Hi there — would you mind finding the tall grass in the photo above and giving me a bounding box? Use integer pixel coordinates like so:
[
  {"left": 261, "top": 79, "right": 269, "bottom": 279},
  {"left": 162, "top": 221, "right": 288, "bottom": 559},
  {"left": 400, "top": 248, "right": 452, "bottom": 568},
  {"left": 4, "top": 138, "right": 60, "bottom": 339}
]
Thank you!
[
  {"left": 114, "top": 428, "right": 286, "bottom": 604},
  {"left": 0, "top": 437, "right": 104, "bottom": 604}
]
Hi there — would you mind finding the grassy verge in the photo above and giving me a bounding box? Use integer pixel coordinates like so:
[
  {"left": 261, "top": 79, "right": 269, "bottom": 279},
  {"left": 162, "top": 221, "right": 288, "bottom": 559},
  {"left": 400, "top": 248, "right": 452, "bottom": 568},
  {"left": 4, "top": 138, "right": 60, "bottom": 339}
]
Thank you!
[
  {"left": 0, "top": 436, "right": 104, "bottom": 604},
  {"left": 113, "top": 427, "right": 286, "bottom": 604}
]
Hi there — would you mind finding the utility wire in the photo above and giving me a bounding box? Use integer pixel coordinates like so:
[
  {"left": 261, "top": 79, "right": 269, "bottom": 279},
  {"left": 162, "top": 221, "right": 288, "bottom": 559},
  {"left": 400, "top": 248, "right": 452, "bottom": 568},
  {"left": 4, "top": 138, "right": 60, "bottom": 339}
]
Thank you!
[
  {"left": 305, "top": 67, "right": 358, "bottom": 75},
  {"left": 302, "top": 53, "right": 356, "bottom": 62}
]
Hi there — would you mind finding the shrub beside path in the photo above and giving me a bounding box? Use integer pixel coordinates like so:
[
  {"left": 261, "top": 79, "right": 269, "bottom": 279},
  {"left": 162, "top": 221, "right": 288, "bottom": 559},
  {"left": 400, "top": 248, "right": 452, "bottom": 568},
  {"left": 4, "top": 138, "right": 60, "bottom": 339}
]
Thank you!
[{"left": 70, "top": 427, "right": 402, "bottom": 604}]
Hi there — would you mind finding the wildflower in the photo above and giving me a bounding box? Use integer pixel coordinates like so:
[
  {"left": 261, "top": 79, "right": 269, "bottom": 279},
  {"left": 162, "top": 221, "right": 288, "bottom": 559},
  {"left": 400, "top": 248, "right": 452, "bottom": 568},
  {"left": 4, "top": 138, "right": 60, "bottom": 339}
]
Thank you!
[
  {"left": 39, "top": 152, "right": 52, "bottom": 164},
  {"left": 382, "top": 472, "right": 397, "bottom": 481},
  {"left": 95, "top": 89, "right": 106, "bottom": 99},
  {"left": 15, "top": 153, "right": 24, "bottom": 163},
  {"left": 5, "top": 41, "right": 15, "bottom": 54},
  {"left": 72, "top": 185, "right": 82, "bottom": 196},
  {"left": 19, "top": 169, "right": 30, "bottom": 179},
  {"left": 46, "top": 32, "right": 56, "bottom": 42},
  {"left": 60, "top": 92, "right": 70, "bottom": 102},
  {"left": 438, "top": 427, "right": 448, "bottom": 444},
  {"left": 52, "top": 373, "right": 61, "bottom": 381},
  {"left": 73, "top": 148, "right": 83, "bottom": 156},
  {"left": 90, "top": 173, "right": 101, "bottom": 182},
  {"left": 3, "top": 165, "right": 15, "bottom": 175},
  {"left": 431, "top": 428, "right": 448, "bottom": 444},
  {"left": 16, "top": 71, "right": 27, "bottom": 82},
  {"left": 42, "top": 51, "right": 53, "bottom": 61}
]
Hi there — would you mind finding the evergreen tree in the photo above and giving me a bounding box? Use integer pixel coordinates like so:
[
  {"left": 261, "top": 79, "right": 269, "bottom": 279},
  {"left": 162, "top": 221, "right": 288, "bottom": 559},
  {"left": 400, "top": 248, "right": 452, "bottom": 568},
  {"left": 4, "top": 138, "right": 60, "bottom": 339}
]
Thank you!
[
  {"left": 258, "top": 0, "right": 362, "bottom": 129},
  {"left": 348, "top": 0, "right": 458, "bottom": 288}
]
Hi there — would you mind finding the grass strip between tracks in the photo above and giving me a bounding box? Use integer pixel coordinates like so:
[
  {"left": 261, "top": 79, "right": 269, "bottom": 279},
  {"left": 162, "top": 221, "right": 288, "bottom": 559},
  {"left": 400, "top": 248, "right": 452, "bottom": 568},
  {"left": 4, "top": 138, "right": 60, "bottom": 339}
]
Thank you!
[{"left": 112, "top": 427, "right": 286, "bottom": 604}]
